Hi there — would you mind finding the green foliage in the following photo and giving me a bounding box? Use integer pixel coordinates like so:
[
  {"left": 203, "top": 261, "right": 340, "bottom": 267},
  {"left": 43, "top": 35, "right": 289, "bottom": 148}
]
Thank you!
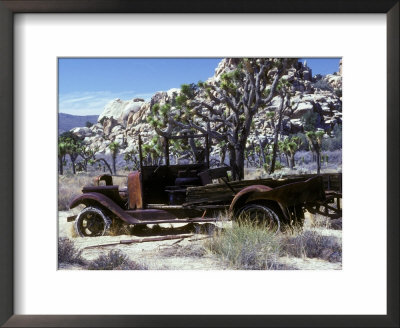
[
  {"left": 109, "top": 141, "right": 120, "bottom": 155},
  {"left": 85, "top": 121, "right": 93, "bottom": 128},
  {"left": 306, "top": 131, "right": 324, "bottom": 145},
  {"left": 266, "top": 111, "right": 275, "bottom": 120},
  {"left": 301, "top": 111, "right": 318, "bottom": 132},
  {"left": 263, "top": 155, "right": 282, "bottom": 172},
  {"left": 294, "top": 133, "right": 309, "bottom": 150},
  {"left": 180, "top": 83, "right": 197, "bottom": 98},
  {"left": 175, "top": 94, "right": 187, "bottom": 107},
  {"left": 278, "top": 136, "right": 302, "bottom": 162}
]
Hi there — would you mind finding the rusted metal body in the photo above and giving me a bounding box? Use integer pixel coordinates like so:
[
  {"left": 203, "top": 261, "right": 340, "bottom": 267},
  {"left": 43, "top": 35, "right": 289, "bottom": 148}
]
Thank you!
[{"left": 69, "top": 133, "right": 342, "bottom": 236}]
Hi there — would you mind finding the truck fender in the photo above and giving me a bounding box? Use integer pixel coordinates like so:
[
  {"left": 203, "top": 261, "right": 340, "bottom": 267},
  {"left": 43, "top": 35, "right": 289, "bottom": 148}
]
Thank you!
[
  {"left": 69, "top": 192, "right": 139, "bottom": 224},
  {"left": 229, "top": 185, "right": 289, "bottom": 221}
]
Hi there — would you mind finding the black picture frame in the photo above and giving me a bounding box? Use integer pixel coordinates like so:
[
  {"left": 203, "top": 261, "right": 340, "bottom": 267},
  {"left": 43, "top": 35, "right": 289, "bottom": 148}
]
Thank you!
[{"left": 0, "top": 1, "right": 398, "bottom": 327}]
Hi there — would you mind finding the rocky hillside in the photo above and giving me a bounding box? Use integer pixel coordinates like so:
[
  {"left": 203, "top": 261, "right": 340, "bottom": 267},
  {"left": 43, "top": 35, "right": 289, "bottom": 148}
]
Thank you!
[
  {"left": 69, "top": 59, "right": 342, "bottom": 158},
  {"left": 59, "top": 113, "right": 98, "bottom": 135}
]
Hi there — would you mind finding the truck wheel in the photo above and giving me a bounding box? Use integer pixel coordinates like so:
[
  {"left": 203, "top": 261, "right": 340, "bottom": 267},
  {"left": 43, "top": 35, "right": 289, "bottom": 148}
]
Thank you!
[
  {"left": 75, "top": 207, "right": 111, "bottom": 237},
  {"left": 237, "top": 204, "right": 280, "bottom": 233}
]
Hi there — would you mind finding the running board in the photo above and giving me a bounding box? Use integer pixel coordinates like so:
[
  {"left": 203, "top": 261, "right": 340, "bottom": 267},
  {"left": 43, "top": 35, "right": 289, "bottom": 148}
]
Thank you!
[{"left": 134, "top": 217, "right": 220, "bottom": 225}]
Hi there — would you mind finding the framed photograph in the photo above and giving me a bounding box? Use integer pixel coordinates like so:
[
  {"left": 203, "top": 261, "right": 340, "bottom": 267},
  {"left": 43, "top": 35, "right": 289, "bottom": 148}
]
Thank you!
[{"left": 1, "top": 1, "right": 398, "bottom": 327}]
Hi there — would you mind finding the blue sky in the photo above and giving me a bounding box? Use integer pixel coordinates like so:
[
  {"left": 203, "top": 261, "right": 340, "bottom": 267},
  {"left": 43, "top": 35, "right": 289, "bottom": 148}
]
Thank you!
[{"left": 59, "top": 58, "right": 340, "bottom": 116}]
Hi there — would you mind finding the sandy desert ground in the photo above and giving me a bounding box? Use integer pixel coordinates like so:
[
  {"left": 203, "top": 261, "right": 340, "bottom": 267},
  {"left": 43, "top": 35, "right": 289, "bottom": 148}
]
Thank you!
[{"left": 58, "top": 209, "right": 342, "bottom": 271}]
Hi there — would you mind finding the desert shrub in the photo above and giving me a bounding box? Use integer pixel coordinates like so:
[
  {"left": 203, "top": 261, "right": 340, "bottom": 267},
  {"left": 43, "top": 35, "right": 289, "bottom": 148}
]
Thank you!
[
  {"left": 310, "top": 214, "right": 331, "bottom": 229},
  {"left": 301, "top": 111, "right": 319, "bottom": 132},
  {"left": 282, "top": 230, "right": 341, "bottom": 263},
  {"left": 58, "top": 237, "right": 86, "bottom": 266},
  {"left": 322, "top": 136, "right": 342, "bottom": 151},
  {"left": 87, "top": 249, "right": 148, "bottom": 270},
  {"left": 205, "top": 220, "right": 284, "bottom": 270},
  {"left": 322, "top": 124, "right": 342, "bottom": 151}
]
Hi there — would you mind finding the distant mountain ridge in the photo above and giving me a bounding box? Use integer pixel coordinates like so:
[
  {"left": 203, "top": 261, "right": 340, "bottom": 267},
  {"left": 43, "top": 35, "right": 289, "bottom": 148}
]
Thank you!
[{"left": 59, "top": 113, "right": 99, "bottom": 135}]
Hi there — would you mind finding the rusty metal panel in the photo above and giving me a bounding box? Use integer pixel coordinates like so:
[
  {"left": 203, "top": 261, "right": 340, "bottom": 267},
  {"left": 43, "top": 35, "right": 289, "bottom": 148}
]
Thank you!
[
  {"left": 128, "top": 171, "right": 143, "bottom": 209},
  {"left": 229, "top": 176, "right": 325, "bottom": 214},
  {"left": 69, "top": 192, "right": 139, "bottom": 224},
  {"left": 229, "top": 185, "right": 273, "bottom": 212},
  {"left": 125, "top": 209, "right": 176, "bottom": 221},
  {"left": 246, "top": 176, "right": 325, "bottom": 207}
]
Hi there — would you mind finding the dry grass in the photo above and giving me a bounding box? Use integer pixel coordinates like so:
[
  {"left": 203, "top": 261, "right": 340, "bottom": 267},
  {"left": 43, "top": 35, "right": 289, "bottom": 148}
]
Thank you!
[
  {"left": 58, "top": 172, "right": 128, "bottom": 210},
  {"left": 87, "top": 249, "right": 148, "bottom": 270},
  {"left": 204, "top": 219, "right": 285, "bottom": 270},
  {"left": 203, "top": 212, "right": 342, "bottom": 269},
  {"left": 282, "top": 230, "right": 342, "bottom": 263},
  {"left": 58, "top": 237, "right": 86, "bottom": 267}
]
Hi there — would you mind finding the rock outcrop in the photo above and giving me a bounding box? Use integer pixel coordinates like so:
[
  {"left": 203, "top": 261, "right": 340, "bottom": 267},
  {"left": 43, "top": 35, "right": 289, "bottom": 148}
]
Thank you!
[
  {"left": 98, "top": 98, "right": 145, "bottom": 127},
  {"left": 69, "top": 59, "right": 342, "bottom": 157}
]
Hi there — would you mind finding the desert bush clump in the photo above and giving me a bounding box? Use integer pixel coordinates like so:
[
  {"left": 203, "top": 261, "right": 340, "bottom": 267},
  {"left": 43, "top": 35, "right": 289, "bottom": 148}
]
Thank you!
[
  {"left": 87, "top": 249, "right": 148, "bottom": 270},
  {"left": 283, "top": 231, "right": 341, "bottom": 262},
  {"left": 205, "top": 220, "right": 284, "bottom": 270},
  {"left": 58, "top": 237, "right": 86, "bottom": 266}
]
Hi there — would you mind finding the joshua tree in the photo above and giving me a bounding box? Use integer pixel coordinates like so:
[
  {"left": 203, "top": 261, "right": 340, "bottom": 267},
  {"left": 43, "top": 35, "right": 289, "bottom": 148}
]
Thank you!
[
  {"left": 65, "top": 138, "right": 81, "bottom": 174},
  {"left": 268, "top": 90, "right": 291, "bottom": 174},
  {"left": 58, "top": 139, "right": 67, "bottom": 175},
  {"left": 79, "top": 145, "right": 99, "bottom": 172},
  {"left": 123, "top": 150, "right": 140, "bottom": 171},
  {"left": 59, "top": 131, "right": 82, "bottom": 174},
  {"left": 306, "top": 130, "right": 325, "bottom": 174},
  {"left": 149, "top": 58, "right": 296, "bottom": 180},
  {"left": 254, "top": 129, "right": 270, "bottom": 166},
  {"left": 108, "top": 141, "right": 120, "bottom": 174},
  {"left": 278, "top": 136, "right": 302, "bottom": 169}
]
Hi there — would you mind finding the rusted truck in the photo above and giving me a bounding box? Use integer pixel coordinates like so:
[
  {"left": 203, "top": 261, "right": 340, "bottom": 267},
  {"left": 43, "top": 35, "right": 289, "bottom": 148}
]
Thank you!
[{"left": 68, "top": 134, "right": 342, "bottom": 237}]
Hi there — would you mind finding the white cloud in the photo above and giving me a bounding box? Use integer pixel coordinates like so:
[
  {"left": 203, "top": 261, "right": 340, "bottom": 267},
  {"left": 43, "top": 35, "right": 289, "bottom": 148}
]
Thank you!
[{"left": 58, "top": 90, "right": 154, "bottom": 115}]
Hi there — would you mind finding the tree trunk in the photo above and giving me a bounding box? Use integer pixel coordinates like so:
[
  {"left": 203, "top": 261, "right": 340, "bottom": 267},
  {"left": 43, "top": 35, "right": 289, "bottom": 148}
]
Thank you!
[
  {"left": 314, "top": 144, "right": 321, "bottom": 174},
  {"left": 285, "top": 153, "right": 289, "bottom": 167},
  {"left": 71, "top": 160, "right": 76, "bottom": 174},
  {"left": 94, "top": 158, "right": 113, "bottom": 175},
  {"left": 220, "top": 147, "right": 226, "bottom": 166},
  {"left": 316, "top": 148, "right": 321, "bottom": 174},
  {"left": 58, "top": 157, "right": 63, "bottom": 175},
  {"left": 235, "top": 144, "right": 245, "bottom": 180},
  {"left": 269, "top": 137, "right": 279, "bottom": 174},
  {"left": 289, "top": 154, "right": 295, "bottom": 169},
  {"left": 228, "top": 145, "right": 239, "bottom": 180},
  {"left": 256, "top": 134, "right": 266, "bottom": 166},
  {"left": 112, "top": 155, "right": 116, "bottom": 174},
  {"left": 268, "top": 95, "right": 286, "bottom": 174}
]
